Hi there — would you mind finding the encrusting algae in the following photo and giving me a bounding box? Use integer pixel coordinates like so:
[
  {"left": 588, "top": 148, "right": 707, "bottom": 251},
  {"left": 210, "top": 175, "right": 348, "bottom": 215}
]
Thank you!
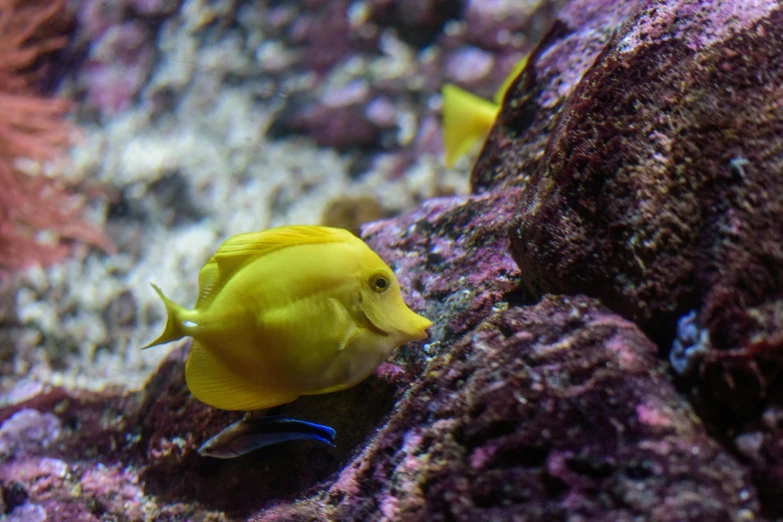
[{"left": 145, "top": 225, "right": 432, "bottom": 456}]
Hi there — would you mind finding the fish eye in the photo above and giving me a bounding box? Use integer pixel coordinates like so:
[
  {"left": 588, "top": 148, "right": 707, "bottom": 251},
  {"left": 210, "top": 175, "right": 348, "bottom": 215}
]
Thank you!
[{"left": 370, "top": 273, "right": 390, "bottom": 293}]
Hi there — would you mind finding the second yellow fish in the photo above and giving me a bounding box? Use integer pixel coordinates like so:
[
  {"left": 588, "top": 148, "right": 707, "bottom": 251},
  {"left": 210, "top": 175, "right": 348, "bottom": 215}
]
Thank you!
[
  {"left": 144, "top": 225, "right": 431, "bottom": 411},
  {"left": 441, "top": 53, "right": 529, "bottom": 168}
]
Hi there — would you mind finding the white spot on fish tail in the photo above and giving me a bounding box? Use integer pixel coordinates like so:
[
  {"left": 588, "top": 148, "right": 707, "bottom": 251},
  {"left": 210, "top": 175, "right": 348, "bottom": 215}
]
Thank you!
[{"left": 183, "top": 320, "right": 198, "bottom": 328}]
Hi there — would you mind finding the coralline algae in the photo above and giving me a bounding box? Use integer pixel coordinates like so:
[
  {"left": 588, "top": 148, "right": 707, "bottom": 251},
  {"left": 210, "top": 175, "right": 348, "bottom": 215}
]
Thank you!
[
  {"left": 255, "top": 298, "right": 757, "bottom": 521},
  {"left": 482, "top": 0, "right": 783, "bottom": 514}
]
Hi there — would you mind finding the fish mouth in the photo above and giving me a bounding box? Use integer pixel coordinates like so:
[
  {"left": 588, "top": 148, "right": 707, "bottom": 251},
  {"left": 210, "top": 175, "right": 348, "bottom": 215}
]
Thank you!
[
  {"left": 407, "top": 328, "right": 429, "bottom": 342},
  {"left": 358, "top": 307, "right": 432, "bottom": 342},
  {"left": 405, "top": 315, "right": 432, "bottom": 342}
]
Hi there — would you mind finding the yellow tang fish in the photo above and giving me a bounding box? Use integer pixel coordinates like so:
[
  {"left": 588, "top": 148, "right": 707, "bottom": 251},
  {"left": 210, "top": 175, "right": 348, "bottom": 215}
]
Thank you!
[
  {"left": 441, "top": 53, "right": 529, "bottom": 168},
  {"left": 144, "top": 225, "right": 432, "bottom": 412}
]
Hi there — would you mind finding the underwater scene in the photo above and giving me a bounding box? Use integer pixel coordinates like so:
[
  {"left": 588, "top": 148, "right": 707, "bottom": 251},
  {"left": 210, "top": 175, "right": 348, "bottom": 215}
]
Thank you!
[{"left": 1, "top": 0, "right": 781, "bottom": 520}]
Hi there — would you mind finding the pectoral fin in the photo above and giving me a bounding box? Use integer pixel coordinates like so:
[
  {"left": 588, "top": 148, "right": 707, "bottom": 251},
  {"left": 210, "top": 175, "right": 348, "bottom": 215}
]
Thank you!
[
  {"left": 328, "top": 298, "right": 359, "bottom": 352},
  {"left": 198, "top": 415, "right": 336, "bottom": 459}
]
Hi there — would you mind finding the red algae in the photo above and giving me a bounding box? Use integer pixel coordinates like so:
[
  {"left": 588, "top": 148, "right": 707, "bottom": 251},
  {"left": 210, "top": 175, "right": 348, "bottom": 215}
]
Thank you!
[{"left": 0, "top": 0, "right": 112, "bottom": 273}]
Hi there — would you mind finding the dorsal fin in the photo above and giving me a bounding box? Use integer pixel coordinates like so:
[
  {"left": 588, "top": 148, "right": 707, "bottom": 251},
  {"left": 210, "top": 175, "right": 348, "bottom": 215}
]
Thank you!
[
  {"left": 194, "top": 225, "right": 357, "bottom": 310},
  {"left": 441, "top": 84, "right": 499, "bottom": 168},
  {"left": 493, "top": 53, "right": 529, "bottom": 104},
  {"left": 195, "top": 260, "right": 221, "bottom": 309}
]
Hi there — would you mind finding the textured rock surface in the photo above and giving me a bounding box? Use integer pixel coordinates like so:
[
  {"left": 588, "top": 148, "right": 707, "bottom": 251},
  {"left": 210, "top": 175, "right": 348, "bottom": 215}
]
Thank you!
[
  {"left": 475, "top": 0, "right": 783, "bottom": 516},
  {"left": 471, "top": 0, "right": 646, "bottom": 193},
  {"left": 254, "top": 297, "right": 758, "bottom": 522},
  {"left": 506, "top": 0, "right": 783, "bottom": 347}
]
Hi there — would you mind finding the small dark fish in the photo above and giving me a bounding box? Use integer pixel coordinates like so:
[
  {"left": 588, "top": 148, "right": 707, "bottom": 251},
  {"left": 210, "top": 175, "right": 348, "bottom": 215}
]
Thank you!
[{"left": 198, "top": 415, "right": 336, "bottom": 459}]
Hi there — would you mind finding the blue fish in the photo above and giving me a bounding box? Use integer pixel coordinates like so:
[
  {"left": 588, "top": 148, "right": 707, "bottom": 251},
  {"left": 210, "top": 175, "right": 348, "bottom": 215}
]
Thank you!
[{"left": 198, "top": 415, "right": 336, "bottom": 459}]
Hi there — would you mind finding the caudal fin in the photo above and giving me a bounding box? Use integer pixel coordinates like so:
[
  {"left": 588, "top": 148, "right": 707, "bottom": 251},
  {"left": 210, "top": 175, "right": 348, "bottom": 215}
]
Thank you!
[
  {"left": 441, "top": 84, "right": 500, "bottom": 168},
  {"left": 143, "top": 283, "right": 188, "bottom": 349}
]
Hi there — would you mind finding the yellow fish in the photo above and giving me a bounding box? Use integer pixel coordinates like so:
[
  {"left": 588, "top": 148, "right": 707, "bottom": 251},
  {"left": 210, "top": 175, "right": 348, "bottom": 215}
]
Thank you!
[
  {"left": 441, "top": 53, "right": 529, "bottom": 168},
  {"left": 144, "top": 225, "right": 432, "bottom": 412}
]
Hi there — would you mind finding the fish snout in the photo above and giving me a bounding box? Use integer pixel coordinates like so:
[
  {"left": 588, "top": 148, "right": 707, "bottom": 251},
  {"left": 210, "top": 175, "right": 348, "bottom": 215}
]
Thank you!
[{"left": 405, "top": 313, "right": 432, "bottom": 342}]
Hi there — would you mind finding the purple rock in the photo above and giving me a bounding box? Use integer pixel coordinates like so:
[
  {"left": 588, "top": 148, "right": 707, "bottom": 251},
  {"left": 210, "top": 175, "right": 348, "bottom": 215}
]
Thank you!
[
  {"left": 6, "top": 504, "right": 46, "bottom": 522},
  {"left": 129, "top": 0, "right": 179, "bottom": 16},
  {"left": 253, "top": 297, "right": 758, "bottom": 521},
  {"left": 78, "top": 0, "right": 124, "bottom": 39},
  {"left": 81, "top": 21, "right": 155, "bottom": 115},
  {"left": 78, "top": 0, "right": 178, "bottom": 39},
  {"left": 0, "top": 409, "right": 61, "bottom": 457},
  {"left": 289, "top": 102, "right": 381, "bottom": 150},
  {"left": 73, "top": 0, "right": 177, "bottom": 117},
  {"left": 368, "top": 0, "right": 464, "bottom": 47},
  {"left": 464, "top": 0, "right": 569, "bottom": 50},
  {"left": 321, "top": 79, "right": 371, "bottom": 108},
  {"left": 362, "top": 190, "right": 521, "bottom": 353},
  {"left": 474, "top": 0, "right": 783, "bottom": 514},
  {"left": 364, "top": 96, "right": 398, "bottom": 128},
  {"left": 293, "top": 0, "right": 353, "bottom": 73},
  {"left": 265, "top": 0, "right": 562, "bottom": 175},
  {"left": 444, "top": 46, "right": 495, "bottom": 83}
]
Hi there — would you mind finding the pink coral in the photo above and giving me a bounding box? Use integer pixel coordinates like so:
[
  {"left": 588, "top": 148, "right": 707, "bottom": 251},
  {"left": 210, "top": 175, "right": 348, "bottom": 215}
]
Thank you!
[{"left": 0, "top": 0, "right": 111, "bottom": 273}]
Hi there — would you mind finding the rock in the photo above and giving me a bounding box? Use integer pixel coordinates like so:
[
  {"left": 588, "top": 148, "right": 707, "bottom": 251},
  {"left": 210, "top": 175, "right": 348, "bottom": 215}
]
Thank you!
[
  {"left": 253, "top": 297, "right": 758, "bottom": 521},
  {"left": 368, "top": 0, "right": 464, "bottom": 48},
  {"left": 75, "top": 0, "right": 174, "bottom": 117},
  {"left": 476, "top": 0, "right": 783, "bottom": 515},
  {"left": 472, "top": 0, "right": 646, "bottom": 192},
  {"left": 497, "top": 0, "right": 783, "bottom": 349},
  {"left": 0, "top": 409, "right": 61, "bottom": 458},
  {"left": 268, "top": 96, "right": 384, "bottom": 151}
]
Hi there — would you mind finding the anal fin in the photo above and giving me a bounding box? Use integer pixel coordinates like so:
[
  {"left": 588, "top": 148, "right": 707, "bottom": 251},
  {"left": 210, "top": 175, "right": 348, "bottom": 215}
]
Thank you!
[{"left": 185, "top": 341, "right": 297, "bottom": 411}]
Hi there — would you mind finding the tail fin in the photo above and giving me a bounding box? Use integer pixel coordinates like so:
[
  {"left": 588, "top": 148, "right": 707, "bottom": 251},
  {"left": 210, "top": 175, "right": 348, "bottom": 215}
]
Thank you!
[
  {"left": 143, "top": 283, "right": 188, "bottom": 349},
  {"left": 441, "top": 84, "right": 500, "bottom": 168}
]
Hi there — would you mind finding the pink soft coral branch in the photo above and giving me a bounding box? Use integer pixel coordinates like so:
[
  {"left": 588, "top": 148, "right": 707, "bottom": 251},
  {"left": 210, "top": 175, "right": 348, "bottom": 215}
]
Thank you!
[{"left": 0, "top": 0, "right": 113, "bottom": 273}]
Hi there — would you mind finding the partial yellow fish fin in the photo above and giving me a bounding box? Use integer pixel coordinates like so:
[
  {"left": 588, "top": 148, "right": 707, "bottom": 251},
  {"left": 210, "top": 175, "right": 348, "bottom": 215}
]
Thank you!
[
  {"left": 143, "top": 283, "right": 188, "bottom": 349},
  {"left": 441, "top": 84, "right": 499, "bottom": 168},
  {"left": 194, "top": 236, "right": 261, "bottom": 310},
  {"left": 195, "top": 258, "right": 220, "bottom": 309},
  {"left": 195, "top": 225, "right": 359, "bottom": 310},
  {"left": 216, "top": 226, "right": 357, "bottom": 262},
  {"left": 493, "top": 53, "right": 529, "bottom": 104},
  {"left": 185, "top": 340, "right": 298, "bottom": 411},
  {"left": 196, "top": 226, "right": 360, "bottom": 310}
]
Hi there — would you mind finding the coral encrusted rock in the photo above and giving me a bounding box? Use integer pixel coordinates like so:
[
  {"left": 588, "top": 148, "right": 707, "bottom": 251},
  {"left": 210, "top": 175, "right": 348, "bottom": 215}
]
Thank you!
[
  {"left": 475, "top": 0, "right": 783, "bottom": 514},
  {"left": 495, "top": 0, "right": 783, "bottom": 351},
  {"left": 254, "top": 297, "right": 757, "bottom": 522}
]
